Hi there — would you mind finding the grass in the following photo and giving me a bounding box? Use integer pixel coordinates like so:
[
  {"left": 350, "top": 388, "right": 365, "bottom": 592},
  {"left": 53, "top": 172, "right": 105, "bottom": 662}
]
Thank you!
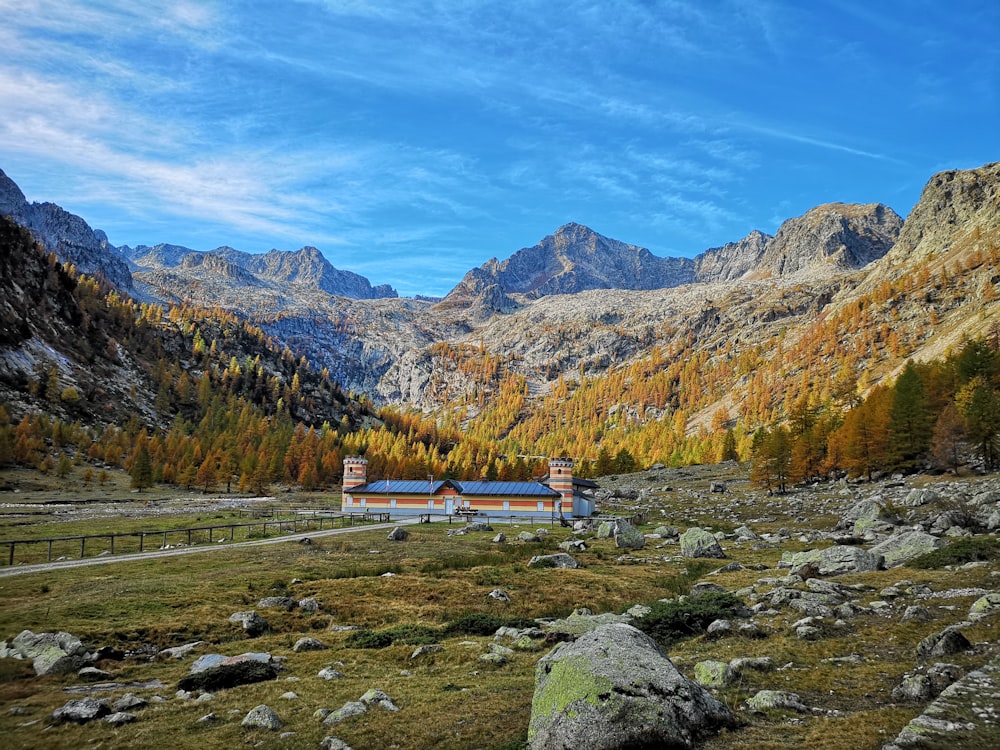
[{"left": 1, "top": 465, "right": 999, "bottom": 748}]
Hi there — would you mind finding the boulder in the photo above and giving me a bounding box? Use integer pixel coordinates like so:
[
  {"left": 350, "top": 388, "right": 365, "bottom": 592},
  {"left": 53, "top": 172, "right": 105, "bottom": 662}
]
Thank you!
[
  {"left": 892, "top": 674, "right": 933, "bottom": 702},
  {"left": 359, "top": 688, "right": 399, "bottom": 711},
  {"left": 528, "top": 623, "right": 736, "bottom": 749},
  {"left": 178, "top": 660, "right": 278, "bottom": 692},
  {"left": 529, "top": 553, "right": 579, "bottom": 569},
  {"left": 488, "top": 588, "right": 511, "bottom": 602},
  {"left": 917, "top": 627, "right": 972, "bottom": 658},
  {"left": 10, "top": 630, "right": 88, "bottom": 676},
  {"left": 228, "top": 610, "right": 268, "bottom": 636},
  {"left": 298, "top": 597, "right": 321, "bottom": 612},
  {"left": 613, "top": 520, "right": 645, "bottom": 550},
  {"left": 257, "top": 596, "right": 297, "bottom": 610},
  {"left": 680, "top": 527, "right": 727, "bottom": 559},
  {"left": 870, "top": 531, "right": 947, "bottom": 567},
  {"left": 694, "top": 660, "right": 734, "bottom": 687},
  {"left": 746, "top": 690, "right": 809, "bottom": 713},
  {"left": 51, "top": 697, "right": 111, "bottom": 724},
  {"left": 783, "top": 546, "right": 883, "bottom": 576},
  {"left": 320, "top": 738, "right": 354, "bottom": 750},
  {"left": 318, "top": 667, "right": 344, "bottom": 680},
  {"left": 969, "top": 593, "right": 1000, "bottom": 621},
  {"left": 518, "top": 531, "right": 542, "bottom": 543},
  {"left": 241, "top": 704, "right": 283, "bottom": 730},
  {"left": 386, "top": 526, "right": 409, "bottom": 541},
  {"left": 492, "top": 532, "right": 506, "bottom": 544},
  {"left": 105, "top": 711, "right": 137, "bottom": 726},
  {"left": 293, "top": 637, "right": 326, "bottom": 653},
  {"left": 158, "top": 641, "right": 205, "bottom": 660}
]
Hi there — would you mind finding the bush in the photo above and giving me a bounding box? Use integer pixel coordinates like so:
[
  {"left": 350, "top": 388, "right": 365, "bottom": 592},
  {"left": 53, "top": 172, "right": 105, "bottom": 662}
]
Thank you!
[
  {"left": 907, "top": 537, "right": 1000, "bottom": 569},
  {"left": 634, "top": 592, "right": 748, "bottom": 646},
  {"left": 345, "top": 628, "right": 394, "bottom": 649},
  {"left": 443, "top": 613, "right": 506, "bottom": 636}
]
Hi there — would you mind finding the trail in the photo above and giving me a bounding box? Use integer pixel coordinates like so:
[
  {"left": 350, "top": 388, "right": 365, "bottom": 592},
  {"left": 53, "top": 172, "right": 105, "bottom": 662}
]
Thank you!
[{"left": 0, "top": 518, "right": 421, "bottom": 578}]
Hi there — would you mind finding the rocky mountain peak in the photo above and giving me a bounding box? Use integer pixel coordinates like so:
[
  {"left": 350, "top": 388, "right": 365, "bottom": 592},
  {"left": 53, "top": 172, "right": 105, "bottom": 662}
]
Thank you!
[
  {"left": 755, "top": 202, "right": 903, "bottom": 278},
  {"left": 885, "top": 162, "right": 1000, "bottom": 268}
]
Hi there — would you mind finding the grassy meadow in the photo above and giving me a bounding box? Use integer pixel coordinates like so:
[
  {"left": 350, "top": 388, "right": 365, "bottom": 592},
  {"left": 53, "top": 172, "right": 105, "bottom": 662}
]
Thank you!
[{"left": 1, "top": 464, "right": 998, "bottom": 749}]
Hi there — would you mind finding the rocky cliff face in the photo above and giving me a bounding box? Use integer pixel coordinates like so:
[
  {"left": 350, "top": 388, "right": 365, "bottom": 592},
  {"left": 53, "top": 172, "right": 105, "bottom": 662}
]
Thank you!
[
  {"left": 757, "top": 203, "right": 903, "bottom": 278},
  {"left": 694, "top": 229, "right": 772, "bottom": 282},
  {"left": 883, "top": 161, "right": 1000, "bottom": 269},
  {"left": 0, "top": 168, "right": 133, "bottom": 289}
]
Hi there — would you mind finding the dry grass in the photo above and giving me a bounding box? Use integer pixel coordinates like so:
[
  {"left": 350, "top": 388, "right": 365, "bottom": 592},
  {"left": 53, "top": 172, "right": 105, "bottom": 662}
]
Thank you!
[{"left": 1, "top": 465, "right": 998, "bottom": 749}]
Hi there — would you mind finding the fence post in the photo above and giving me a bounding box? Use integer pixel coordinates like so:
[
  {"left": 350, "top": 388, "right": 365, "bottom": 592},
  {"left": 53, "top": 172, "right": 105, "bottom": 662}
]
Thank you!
[
  {"left": 48, "top": 539, "right": 53, "bottom": 561},
  {"left": 140, "top": 532, "right": 144, "bottom": 552},
  {"left": 81, "top": 537, "right": 85, "bottom": 558},
  {"left": 111, "top": 535, "right": 115, "bottom": 554},
  {"left": 8, "top": 543, "right": 13, "bottom": 566}
]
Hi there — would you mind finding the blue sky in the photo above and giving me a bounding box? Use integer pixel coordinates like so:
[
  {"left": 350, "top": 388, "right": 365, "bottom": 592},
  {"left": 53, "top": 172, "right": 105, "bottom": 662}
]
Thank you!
[{"left": 1, "top": 1, "right": 997, "bottom": 297}]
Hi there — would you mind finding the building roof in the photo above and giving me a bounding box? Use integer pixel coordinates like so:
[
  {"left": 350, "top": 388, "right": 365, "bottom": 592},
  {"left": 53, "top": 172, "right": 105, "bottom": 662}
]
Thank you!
[{"left": 348, "top": 478, "right": 560, "bottom": 497}]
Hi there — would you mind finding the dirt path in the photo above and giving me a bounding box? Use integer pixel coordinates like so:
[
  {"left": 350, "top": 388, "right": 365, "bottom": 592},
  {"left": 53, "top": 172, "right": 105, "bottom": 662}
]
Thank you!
[{"left": 0, "top": 518, "right": 420, "bottom": 578}]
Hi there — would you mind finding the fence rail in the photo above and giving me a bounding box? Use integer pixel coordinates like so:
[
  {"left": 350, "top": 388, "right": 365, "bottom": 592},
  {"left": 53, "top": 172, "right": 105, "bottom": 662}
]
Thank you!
[{"left": 0, "top": 511, "right": 390, "bottom": 567}]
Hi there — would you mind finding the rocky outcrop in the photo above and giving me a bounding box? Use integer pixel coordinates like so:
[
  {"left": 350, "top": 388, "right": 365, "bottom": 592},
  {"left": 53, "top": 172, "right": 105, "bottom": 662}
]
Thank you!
[
  {"left": 528, "top": 623, "right": 737, "bottom": 749},
  {"left": 0, "top": 168, "right": 132, "bottom": 289}
]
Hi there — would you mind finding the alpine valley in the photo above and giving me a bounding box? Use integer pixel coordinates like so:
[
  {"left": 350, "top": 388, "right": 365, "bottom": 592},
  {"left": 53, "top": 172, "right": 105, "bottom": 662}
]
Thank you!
[{"left": 1, "top": 161, "right": 999, "bottom": 474}]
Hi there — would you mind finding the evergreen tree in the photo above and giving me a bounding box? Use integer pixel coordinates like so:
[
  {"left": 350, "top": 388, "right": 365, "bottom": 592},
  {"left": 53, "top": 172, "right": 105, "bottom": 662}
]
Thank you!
[
  {"left": 130, "top": 446, "right": 154, "bottom": 491},
  {"left": 888, "top": 361, "right": 933, "bottom": 468},
  {"left": 719, "top": 428, "right": 739, "bottom": 463}
]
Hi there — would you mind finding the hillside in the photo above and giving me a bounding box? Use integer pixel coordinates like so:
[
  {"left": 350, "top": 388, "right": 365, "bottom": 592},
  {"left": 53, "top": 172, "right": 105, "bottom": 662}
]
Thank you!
[{"left": 2, "top": 161, "right": 999, "bottom": 480}]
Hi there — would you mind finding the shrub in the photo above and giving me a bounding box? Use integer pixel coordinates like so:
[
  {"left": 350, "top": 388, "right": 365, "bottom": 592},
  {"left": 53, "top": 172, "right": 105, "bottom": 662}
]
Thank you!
[
  {"left": 907, "top": 537, "right": 1000, "bottom": 569},
  {"left": 634, "top": 592, "right": 747, "bottom": 646},
  {"left": 443, "top": 613, "right": 506, "bottom": 636},
  {"left": 345, "top": 628, "right": 394, "bottom": 649}
]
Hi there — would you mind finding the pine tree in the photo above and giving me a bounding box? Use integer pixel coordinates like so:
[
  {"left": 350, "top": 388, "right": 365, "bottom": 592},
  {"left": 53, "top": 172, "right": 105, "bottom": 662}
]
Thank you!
[
  {"left": 888, "top": 361, "right": 933, "bottom": 468},
  {"left": 130, "top": 446, "right": 154, "bottom": 491}
]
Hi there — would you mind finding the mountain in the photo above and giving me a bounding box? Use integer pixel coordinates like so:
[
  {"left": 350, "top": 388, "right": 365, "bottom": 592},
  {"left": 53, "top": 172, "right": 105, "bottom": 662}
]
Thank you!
[
  {"left": 443, "top": 203, "right": 902, "bottom": 306},
  {"left": 125, "top": 243, "right": 398, "bottom": 301},
  {"left": 0, "top": 167, "right": 133, "bottom": 289},
  {"left": 2, "top": 161, "right": 998, "bottom": 451},
  {"left": 0, "top": 213, "right": 372, "bottom": 432}
]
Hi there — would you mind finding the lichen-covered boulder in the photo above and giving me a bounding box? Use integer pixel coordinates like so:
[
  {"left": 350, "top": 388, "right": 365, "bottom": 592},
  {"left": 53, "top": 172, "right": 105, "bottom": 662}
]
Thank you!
[
  {"left": 680, "top": 527, "right": 727, "bottom": 559},
  {"left": 969, "top": 593, "right": 1000, "bottom": 621},
  {"left": 528, "top": 623, "right": 736, "bottom": 749},
  {"left": 870, "top": 531, "right": 947, "bottom": 567},
  {"left": 613, "top": 520, "right": 645, "bottom": 550},
  {"left": 694, "top": 660, "right": 734, "bottom": 687},
  {"left": 783, "top": 545, "right": 883, "bottom": 576},
  {"left": 241, "top": 704, "right": 282, "bottom": 730},
  {"left": 746, "top": 690, "right": 809, "bottom": 713},
  {"left": 228, "top": 610, "right": 268, "bottom": 636},
  {"left": 529, "top": 553, "right": 579, "bottom": 569}
]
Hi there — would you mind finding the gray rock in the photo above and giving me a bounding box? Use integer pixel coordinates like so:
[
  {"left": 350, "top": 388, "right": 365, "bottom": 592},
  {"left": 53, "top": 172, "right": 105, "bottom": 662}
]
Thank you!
[
  {"left": 730, "top": 657, "right": 774, "bottom": 675},
  {"left": 320, "top": 738, "right": 354, "bottom": 750},
  {"left": 190, "top": 651, "right": 273, "bottom": 674},
  {"left": 241, "top": 704, "right": 283, "bottom": 730},
  {"left": 479, "top": 652, "right": 509, "bottom": 666},
  {"left": 680, "top": 527, "right": 727, "bottom": 558},
  {"left": 969, "top": 592, "right": 1000, "bottom": 621},
  {"left": 298, "top": 597, "right": 321, "bottom": 612},
  {"left": 466, "top": 521, "right": 493, "bottom": 532},
  {"left": 559, "top": 539, "right": 587, "bottom": 552},
  {"left": 78, "top": 666, "right": 112, "bottom": 681},
  {"left": 293, "top": 637, "right": 326, "bottom": 653},
  {"left": 917, "top": 628, "right": 972, "bottom": 658},
  {"left": 10, "top": 630, "right": 88, "bottom": 676},
  {"left": 318, "top": 667, "right": 344, "bottom": 680},
  {"left": 901, "top": 605, "right": 934, "bottom": 623},
  {"left": 518, "top": 531, "right": 542, "bottom": 543},
  {"left": 104, "top": 711, "right": 137, "bottom": 726},
  {"left": 892, "top": 674, "right": 933, "bottom": 702},
  {"left": 870, "top": 531, "right": 947, "bottom": 567},
  {"left": 111, "top": 693, "right": 147, "bottom": 713},
  {"left": 492, "top": 532, "right": 506, "bottom": 544},
  {"left": 360, "top": 688, "right": 399, "bottom": 711},
  {"left": 783, "top": 545, "right": 884, "bottom": 576},
  {"left": 705, "top": 619, "right": 733, "bottom": 639},
  {"left": 488, "top": 588, "right": 511, "bottom": 602},
  {"left": 410, "top": 644, "right": 443, "bottom": 659},
  {"left": 228, "top": 610, "right": 268, "bottom": 636},
  {"left": 257, "top": 596, "right": 297, "bottom": 610},
  {"left": 529, "top": 553, "right": 579, "bottom": 569},
  {"left": 694, "top": 660, "right": 735, "bottom": 687},
  {"left": 158, "top": 641, "right": 205, "bottom": 660},
  {"left": 613, "top": 520, "right": 645, "bottom": 550},
  {"left": 746, "top": 690, "right": 809, "bottom": 713},
  {"left": 528, "top": 623, "right": 736, "bottom": 749},
  {"left": 387, "top": 526, "right": 409, "bottom": 541},
  {"left": 51, "top": 697, "right": 111, "bottom": 724},
  {"left": 927, "top": 663, "right": 964, "bottom": 695}
]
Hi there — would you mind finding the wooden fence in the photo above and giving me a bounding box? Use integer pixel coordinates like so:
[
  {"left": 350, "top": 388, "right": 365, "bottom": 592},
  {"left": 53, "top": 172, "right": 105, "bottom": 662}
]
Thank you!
[{"left": 0, "top": 511, "right": 390, "bottom": 567}]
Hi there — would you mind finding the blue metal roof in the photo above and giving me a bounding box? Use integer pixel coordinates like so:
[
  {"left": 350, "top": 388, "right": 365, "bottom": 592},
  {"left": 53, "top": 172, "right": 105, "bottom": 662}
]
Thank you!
[
  {"left": 459, "top": 481, "right": 560, "bottom": 497},
  {"left": 350, "top": 479, "right": 559, "bottom": 497}
]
